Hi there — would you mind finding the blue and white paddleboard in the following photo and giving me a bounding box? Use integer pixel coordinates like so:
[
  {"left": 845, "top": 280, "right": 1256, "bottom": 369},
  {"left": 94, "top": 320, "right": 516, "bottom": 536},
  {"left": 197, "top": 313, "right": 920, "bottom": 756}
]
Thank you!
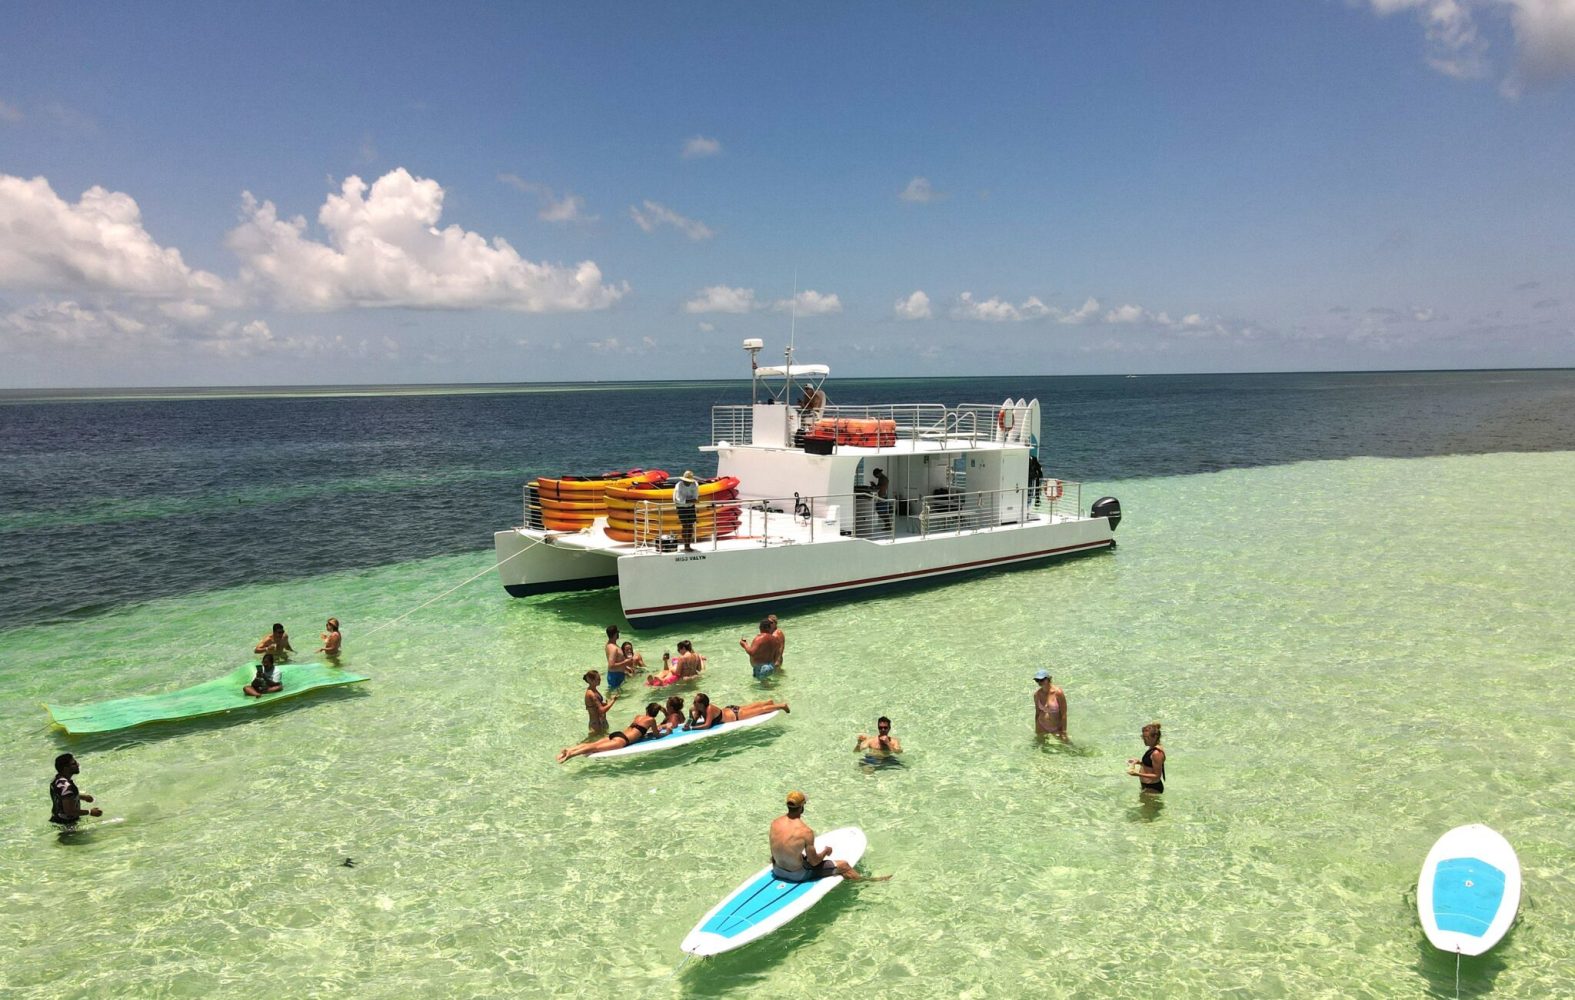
[
  {"left": 680, "top": 826, "right": 866, "bottom": 956},
  {"left": 1418, "top": 824, "right": 1520, "bottom": 956},
  {"left": 585, "top": 710, "right": 781, "bottom": 761}
]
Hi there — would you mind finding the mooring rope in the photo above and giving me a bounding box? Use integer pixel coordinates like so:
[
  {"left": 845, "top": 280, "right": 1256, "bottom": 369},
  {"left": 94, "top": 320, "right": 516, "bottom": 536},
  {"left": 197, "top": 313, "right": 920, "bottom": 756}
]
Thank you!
[{"left": 358, "top": 531, "right": 546, "bottom": 641}]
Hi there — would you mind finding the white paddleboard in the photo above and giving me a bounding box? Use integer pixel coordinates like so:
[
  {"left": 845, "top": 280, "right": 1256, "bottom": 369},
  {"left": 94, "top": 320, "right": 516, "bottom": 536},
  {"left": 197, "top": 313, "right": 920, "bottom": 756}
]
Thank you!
[
  {"left": 584, "top": 710, "right": 781, "bottom": 761},
  {"left": 1418, "top": 824, "right": 1520, "bottom": 956},
  {"left": 681, "top": 826, "right": 866, "bottom": 956}
]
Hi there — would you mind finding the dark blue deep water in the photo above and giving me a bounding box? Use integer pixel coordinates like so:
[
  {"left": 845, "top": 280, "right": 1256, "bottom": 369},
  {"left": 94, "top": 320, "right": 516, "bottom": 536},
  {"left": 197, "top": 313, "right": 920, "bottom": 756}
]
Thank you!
[{"left": 2, "top": 370, "right": 1573, "bottom": 630}]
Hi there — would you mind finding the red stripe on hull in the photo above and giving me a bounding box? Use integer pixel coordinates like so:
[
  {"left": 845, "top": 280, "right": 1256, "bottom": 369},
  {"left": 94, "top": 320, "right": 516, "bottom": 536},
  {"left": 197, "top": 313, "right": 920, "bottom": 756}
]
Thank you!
[{"left": 624, "top": 538, "right": 1111, "bottom": 618}]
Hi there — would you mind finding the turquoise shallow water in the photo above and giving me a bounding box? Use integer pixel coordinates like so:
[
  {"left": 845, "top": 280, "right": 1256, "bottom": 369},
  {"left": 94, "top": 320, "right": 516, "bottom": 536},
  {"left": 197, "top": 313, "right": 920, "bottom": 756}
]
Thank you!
[{"left": 2, "top": 451, "right": 1572, "bottom": 998}]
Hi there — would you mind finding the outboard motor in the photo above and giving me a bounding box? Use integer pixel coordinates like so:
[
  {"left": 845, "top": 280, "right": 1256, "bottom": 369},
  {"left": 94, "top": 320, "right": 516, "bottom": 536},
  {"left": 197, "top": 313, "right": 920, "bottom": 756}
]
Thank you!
[{"left": 1091, "top": 496, "right": 1121, "bottom": 531}]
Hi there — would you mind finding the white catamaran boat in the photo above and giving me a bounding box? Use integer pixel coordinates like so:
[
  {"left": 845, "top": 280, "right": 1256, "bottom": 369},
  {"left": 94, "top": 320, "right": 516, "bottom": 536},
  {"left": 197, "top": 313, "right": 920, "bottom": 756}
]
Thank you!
[{"left": 494, "top": 340, "right": 1121, "bottom": 628}]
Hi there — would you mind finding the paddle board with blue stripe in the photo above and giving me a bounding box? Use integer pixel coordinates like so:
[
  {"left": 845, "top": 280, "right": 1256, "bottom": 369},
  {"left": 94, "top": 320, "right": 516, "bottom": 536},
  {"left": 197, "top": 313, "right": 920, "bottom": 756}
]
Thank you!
[
  {"left": 1417, "top": 824, "right": 1520, "bottom": 956},
  {"left": 680, "top": 826, "right": 865, "bottom": 956},
  {"left": 585, "top": 710, "right": 781, "bottom": 761}
]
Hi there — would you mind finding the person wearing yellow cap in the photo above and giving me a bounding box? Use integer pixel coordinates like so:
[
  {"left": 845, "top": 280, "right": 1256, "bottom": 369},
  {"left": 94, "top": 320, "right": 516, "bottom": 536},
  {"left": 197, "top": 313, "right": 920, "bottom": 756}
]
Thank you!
[
  {"left": 673, "top": 470, "right": 700, "bottom": 552},
  {"left": 769, "top": 791, "right": 889, "bottom": 883}
]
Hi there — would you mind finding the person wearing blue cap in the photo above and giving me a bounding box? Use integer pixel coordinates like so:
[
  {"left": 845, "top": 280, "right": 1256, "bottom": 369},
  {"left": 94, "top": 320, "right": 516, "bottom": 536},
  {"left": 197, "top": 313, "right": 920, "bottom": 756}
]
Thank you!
[{"left": 1033, "top": 669, "right": 1067, "bottom": 741}]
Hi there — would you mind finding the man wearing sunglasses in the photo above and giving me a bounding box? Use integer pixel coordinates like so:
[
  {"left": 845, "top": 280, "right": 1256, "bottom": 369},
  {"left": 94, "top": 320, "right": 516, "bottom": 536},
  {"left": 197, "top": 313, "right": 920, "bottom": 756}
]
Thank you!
[{"left": 855, "top": 716, "right": 902, "bottom": 762}]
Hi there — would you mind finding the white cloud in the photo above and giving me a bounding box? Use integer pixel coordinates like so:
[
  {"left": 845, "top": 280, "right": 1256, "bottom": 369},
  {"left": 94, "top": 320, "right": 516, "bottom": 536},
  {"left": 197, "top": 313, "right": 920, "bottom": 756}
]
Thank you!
[
  {"left": 498, "top": 173, "right": 598, "bottom": 223},
  {"left": 0, "top": 99, "right": 21, "bottom": 124},
  {"left": 895, "top": 290, "right": 932, "bottom": 320},
  {"left": 681, "top": 135, "right": 722, "bottom": 159},
  {"left": 0, "top": 297, "right": 353, "bottom": 358},
  {"left": 1105, "top": 304, "right": 1148, "bottom": 324},
  {"left": 629, "top": 199, "right": 715, "bottom": 240},
  {"left": 899, "top": 177, "right": 944, "bottom": 203},
  {"left": 773, "top": 290, "right": 842, "bottom": 316},
  {"left": 697, "top": 321, "right": 715, "bottom": 332},
  {"left": 228, "top": 168, "right": 627, "bottom": 311},
  {"left": 1509, "top": 0, "right": 1575, "bottom": 81},
  {"left": 1365, "top": 0, "right": 1575, "bottom": 89},
  {"left": 953, "top": 293, "right": 1028, "bottom": 322},
  {"left": 0, "top": 298, "right": 155, "bottom": 347},
  {"left": 0, "top": 173, "right": 227, "bottom": 303},
  {"left": 1061, "top": 297, "right": 1103, "bottom": 324},
  {"left": 952, "top": 293, "right": 1052, "bottom": 322},
  {"left": 684, "top": 285, "right": 758, "bottom": 313}
]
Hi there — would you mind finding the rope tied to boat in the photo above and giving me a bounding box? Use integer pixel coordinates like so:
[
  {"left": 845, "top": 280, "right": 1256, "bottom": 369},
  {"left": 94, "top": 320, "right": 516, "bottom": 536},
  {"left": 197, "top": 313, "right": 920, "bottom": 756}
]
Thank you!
[{"left": 358, "top": 532, "right": 545, "bottom": 642}]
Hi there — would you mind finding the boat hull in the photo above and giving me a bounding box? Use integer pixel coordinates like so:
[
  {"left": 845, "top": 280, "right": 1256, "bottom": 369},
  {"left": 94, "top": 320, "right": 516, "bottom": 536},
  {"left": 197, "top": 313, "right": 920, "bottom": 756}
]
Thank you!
[
  {"left": 617, "top": 516, "right": 1112, "bottom": 628},
  {"left": 493, "top": 529, "right": 618, "bottom": 596}
]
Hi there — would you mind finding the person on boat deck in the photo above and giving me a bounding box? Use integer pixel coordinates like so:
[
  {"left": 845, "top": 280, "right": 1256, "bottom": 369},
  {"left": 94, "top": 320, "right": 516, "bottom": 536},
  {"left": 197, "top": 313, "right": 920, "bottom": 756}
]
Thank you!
[
  {"left": 254, "top": 623, "right": 293, "bottom": 660},
  {"left": 798, "top": 386, "right": 827, "bottom": 417},
  {"left": 582, "top": 670, "right": 617, "bottom": 735},
  {"left": 657, "top": 695, "right": 686, "bottom": 735},
  {"left": 770, "top": 791, "right": 886, "bottom": 883},
  {"left": 556, "top": 702, "right": 663, "bottom": 762},
  {"left": 243, "top": 652, "right": 283, "bottom": 697},
  {"left": 767, "top": 615, "right": 785, "bottom": 674},
  {"left": 1127, "top": 722, "right": 1166, "bottom": 793},
  {"left": 49, "top": 753, "right": 102, "bottom": 827},
  {"left": 740, "top": 618, "right": 781, "bottom": 680},
  {"left": 673, "top": 639, "right": 706, "bottom": 679},
  {"left": 316, "top": 617, "right": 342, "bottom": 660},
  {"left": 855, "top": 717, "right": 902, "bottom": 760},
  {"left": 673, "top": 470, "right": 701, "bottom": 553},
  {"left": 684, "top": 692, "right": 790, "bottom": 730},
  {"left": 1033, "top": 670, "right": 1068, "bottom": 741},
  {"left": 870, "top": 468, "right": 893, "bottom": 530}
]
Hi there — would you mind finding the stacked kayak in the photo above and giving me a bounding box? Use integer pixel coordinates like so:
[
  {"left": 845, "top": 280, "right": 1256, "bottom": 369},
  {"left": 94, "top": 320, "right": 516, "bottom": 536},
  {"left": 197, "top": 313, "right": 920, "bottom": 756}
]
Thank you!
[
  {"left": 535, "top": 469, "right": 667, "bottom": 531},
  {"left": 603, "top": 476, "right": 741, "bottom": 543}
]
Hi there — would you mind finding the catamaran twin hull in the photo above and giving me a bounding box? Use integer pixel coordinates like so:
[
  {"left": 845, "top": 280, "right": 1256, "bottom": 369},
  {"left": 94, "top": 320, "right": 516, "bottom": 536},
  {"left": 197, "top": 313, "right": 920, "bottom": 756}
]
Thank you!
[{"left": 494, "top": 515, "right": 1113, "bottom": 629}]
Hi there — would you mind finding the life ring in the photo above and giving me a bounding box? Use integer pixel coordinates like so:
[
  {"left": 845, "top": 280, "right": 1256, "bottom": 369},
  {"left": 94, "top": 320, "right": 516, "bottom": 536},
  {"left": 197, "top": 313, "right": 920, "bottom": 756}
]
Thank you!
[
  {"left": 1042, "top": 478, "right": 1063, "bottom": 502},
  {"left": 997, "top": 408, "right": 1015, "bottom": 432}
]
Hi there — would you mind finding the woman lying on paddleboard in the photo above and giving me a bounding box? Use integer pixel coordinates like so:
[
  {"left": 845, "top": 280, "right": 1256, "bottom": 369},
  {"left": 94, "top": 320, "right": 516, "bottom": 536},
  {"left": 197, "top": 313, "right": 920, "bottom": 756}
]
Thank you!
[
  {"left": 557, "top": 703, "right": 663, "bottom": 762},
  {"left": 684, "top": 692, "right": 789, "bottom": 730},
  {"left": 656, "top": 695, "right": 686, "bottom": 735}
]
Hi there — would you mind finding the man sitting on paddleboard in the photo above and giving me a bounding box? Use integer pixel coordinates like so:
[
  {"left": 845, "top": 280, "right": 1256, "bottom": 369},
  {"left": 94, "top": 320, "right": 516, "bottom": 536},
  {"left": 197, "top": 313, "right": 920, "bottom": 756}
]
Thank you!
[{"left": 769, "top": 791, "right": 886, "bottom": 883}]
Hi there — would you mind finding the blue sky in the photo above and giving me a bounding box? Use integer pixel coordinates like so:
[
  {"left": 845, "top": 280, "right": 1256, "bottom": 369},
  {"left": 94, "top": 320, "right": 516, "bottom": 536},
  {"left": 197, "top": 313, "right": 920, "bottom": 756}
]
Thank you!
[{"left": 2, "top": 2, "right": 1572, "bottom": 386}]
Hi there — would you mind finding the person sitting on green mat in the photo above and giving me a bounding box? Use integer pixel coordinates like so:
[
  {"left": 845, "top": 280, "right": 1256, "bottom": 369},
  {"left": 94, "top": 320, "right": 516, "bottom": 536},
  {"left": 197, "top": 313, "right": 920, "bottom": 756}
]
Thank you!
[{"left": 243, "top": 653, "right": 283, "bottom": 697}]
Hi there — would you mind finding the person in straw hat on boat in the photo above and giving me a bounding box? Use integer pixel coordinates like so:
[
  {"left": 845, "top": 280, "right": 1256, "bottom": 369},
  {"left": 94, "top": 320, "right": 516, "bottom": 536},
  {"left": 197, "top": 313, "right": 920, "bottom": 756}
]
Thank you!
[{"left": 673, "top": 469, "right": 700, "bottom": 552}]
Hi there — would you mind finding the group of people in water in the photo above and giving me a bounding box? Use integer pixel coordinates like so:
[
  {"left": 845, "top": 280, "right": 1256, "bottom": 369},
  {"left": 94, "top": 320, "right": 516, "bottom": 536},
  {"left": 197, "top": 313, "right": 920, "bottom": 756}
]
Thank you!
[
  {"left": 242, "top": 618, "right": 342, "bottom": 697},
  {"left": 557, "top": 688, "right": 790, "bottom": 762}
]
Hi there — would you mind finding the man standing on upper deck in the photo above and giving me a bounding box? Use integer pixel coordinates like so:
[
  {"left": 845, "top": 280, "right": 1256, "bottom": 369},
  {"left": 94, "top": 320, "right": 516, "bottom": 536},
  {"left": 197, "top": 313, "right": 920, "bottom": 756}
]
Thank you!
[{"left": 673, "top": 470, "right": 700, "bottom": 553}]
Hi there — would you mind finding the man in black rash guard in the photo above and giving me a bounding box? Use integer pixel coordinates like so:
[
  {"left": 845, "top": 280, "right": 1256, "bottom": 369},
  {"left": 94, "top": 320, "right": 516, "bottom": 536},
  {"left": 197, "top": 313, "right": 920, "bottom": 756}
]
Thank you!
[{"left": 50, "top": 753, "right": 102, "bottom": 827}]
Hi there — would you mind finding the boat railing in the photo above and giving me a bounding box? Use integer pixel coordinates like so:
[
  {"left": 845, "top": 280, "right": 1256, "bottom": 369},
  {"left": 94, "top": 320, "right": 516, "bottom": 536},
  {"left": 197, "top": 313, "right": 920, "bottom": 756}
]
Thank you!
[
  {"left": 613, "top": 479, "right": 1088, "bottom": 549},
  {"left": 711, "top": 405, "right": 753, "bottom": 446},
  {"left": 523, "top": 475, "right": 1086, "bottom": 547},
  {"left": 711, "top": 402, "right": 1015, "bottom": 448}
]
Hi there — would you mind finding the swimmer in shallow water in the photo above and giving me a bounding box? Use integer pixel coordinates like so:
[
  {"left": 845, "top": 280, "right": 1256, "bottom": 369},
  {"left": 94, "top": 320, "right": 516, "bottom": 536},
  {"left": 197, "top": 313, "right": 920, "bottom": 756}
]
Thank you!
[
  {"left": 1127, "top": 722, "right": 1166, "bottom": 793},
  {"left": 316, "top": 618, "right": 342, "bottom": 661},
  {"left": 49, "top": 753, "right": 102, "bottom": 827},
  {"left": 855, "top": 716, "right": 902, "bottom": 764},
  {"left": 1033, "top": 669, "right": 1067, "bottom": 741}
]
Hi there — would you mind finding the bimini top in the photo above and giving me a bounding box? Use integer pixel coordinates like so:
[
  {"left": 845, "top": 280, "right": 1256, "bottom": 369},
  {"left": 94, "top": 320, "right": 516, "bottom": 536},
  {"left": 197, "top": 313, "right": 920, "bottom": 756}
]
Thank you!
[{"left": 753, "top": 363, "right": 830, "bottom": 379}]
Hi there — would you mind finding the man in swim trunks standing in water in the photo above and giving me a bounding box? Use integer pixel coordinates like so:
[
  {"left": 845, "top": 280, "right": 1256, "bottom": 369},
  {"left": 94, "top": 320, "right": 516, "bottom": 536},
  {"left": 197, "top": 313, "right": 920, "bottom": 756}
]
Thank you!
[
  {"left": 741, "top": 618, "right": 780, "bottom": 680},
  {"left": 49, "top": 753, "right": 102, "bottom": 827},
  {"left": 769, "top": 791, "right": 887, "bottom": 882}
]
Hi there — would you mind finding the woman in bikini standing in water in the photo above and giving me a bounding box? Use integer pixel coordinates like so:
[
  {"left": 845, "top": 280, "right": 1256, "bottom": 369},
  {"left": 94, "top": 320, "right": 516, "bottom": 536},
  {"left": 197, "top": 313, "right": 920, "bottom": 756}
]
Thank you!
[
  {"left": 557, "top": 702, "right": 663, "bottom": 762},
  {"left": 582, "top": 670, "right": 617, "bottom": 736},
  {"left": 1127, "top": 722, "right": 1166, "bottom": 793}
]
